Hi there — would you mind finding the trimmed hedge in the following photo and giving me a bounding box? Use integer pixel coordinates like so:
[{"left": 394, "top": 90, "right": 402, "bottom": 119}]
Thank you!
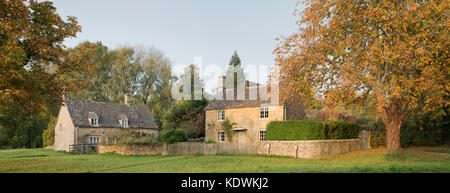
[
  {"left": 160, "top": 128, "right": 188, "bottom": 144},
  {"left": 266, "top": 120, "right": 361, "bottom": 141},
  {"left": 266, "top": 120, "right": 326, "bottom": 140},
  {"left": 326, "top": 121, "right": 361, "bottom": 139}
]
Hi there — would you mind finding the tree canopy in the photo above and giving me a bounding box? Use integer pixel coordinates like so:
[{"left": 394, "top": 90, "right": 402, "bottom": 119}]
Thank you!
[
  {"left": 0, "top": 0, "right": 81, "bottom": 148},
  {"left": 275, "top": 0, "right": 449, "bottom": 153},
  {"left": 0, "top": 0, "right": 81, "bottom": 115},
  {"left": 63, "top": 42, "right": 176, "bottom": 128}
]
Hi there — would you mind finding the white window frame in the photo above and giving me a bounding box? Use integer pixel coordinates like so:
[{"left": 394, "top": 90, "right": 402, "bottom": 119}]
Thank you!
[
  {"left": 121, "top": 119, "right": 128, "bottom": 128},
  {"left": 260, "top": 107, "right": 269, "bottom": 119},
  {"left": 259, "top": 130, "right": 266, "bottom": 141},
  {"left": 217, "top": 110, "right": 225, "bottom": 121},
  {"left": 90, "top": 118, "right": 98, "bottom": 126},
  {"left": 217, "top": 131, "right": 225, "bottom": 142},
  {"left": 89, "top": 136, "right": 100, "bottom": 145}
]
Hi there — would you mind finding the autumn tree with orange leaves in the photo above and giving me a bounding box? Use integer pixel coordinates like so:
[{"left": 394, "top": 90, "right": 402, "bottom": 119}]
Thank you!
[
  {"left": 0, "top": 0, "right": 81, "bottom": 115},
  {"left": 275, "top": 0, "right": 449, "bottom": 154}
]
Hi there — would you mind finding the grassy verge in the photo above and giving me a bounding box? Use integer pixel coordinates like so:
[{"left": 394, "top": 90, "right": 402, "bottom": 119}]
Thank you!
[{"left": 0, "top": 147, "right": 449, "bottom": 173}]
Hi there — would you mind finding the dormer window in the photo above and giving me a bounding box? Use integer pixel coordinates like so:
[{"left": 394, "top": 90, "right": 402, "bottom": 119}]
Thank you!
[
  {"left": 121, "top": 119, "right": 128, "bottom": 128},
  {"left": 91, "top": 118, "right": 98, "bottom": 126},
  {"left": 88, "top": 112, "right": 98, "bottom": 126},
  {"left": 119, "top": 114, "right": 128, "bottom": 128}
]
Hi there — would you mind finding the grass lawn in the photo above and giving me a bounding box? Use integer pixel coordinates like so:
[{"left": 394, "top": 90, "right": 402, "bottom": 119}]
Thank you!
[{"left": 0, "top": 146, "right": 449, "bottom": 173}]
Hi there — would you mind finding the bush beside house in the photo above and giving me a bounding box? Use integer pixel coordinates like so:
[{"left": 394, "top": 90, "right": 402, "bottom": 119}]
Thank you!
[
  {"left": 357, "top": 111, "right": 450, "bottom": 148},
  {"left": 266, "top": 120, "right": 327, "bottom": 140},
  {"left": 326, "top": 122, "right": 360, "bottom": 139},
  {"left": 266, "top": 120, "right": 360, "bottom": 140},
  {"left": 160, "top": 128, "right": 188, "bottom": 144}
]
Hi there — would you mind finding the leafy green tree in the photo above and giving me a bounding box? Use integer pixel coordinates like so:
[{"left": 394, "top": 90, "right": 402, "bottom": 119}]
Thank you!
[
  {"left": 62, "top": 41, "right": 111, "bottom": 102},
  {"left": 162, "top": 64, "right": 207, "bottom": 138},
  {"left": 136, "top": 47, "right": 177, "bottom": 128},
  {"left": 0, "top": 0, "right": 81, "bottom": 116},
  {"left": 161, "top": 98, "right": 208, "bottom": 138},
  {"left": 0, "top": 0, "right": 80, "bottom": 148},
  {"left": 64, "top": 43, "right": 177, "bottom": 129}
]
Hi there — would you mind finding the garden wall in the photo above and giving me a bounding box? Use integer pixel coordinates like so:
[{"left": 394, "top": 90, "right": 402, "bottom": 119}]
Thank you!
[
  {"left": 258, "top": 139, "right": 360, "bottom": 158},
  {"left": 99, "top": 139, "right": 359, "bottom": 158},
  {"left": 98, "top": 144, "right": 163, "bottom": 155}
]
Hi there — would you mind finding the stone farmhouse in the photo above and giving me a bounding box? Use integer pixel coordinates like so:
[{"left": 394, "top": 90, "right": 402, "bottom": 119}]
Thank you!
[
  {"left": 205, "top": 74, "right": 305, "bottom": 145},
  {"left": 54, "top": 95, "right": 158, "bottom": 152}
]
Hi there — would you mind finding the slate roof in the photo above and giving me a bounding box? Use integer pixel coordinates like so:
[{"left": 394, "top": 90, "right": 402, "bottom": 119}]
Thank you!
[
  {"left": 205, "top": 99, "right": 269, "bottom": 110},
  {"left": 205, "top": 86, "right": 273, "bottom": 110},
  {"left": 64, "top": 98, "right": 158, "bottom": 129}
]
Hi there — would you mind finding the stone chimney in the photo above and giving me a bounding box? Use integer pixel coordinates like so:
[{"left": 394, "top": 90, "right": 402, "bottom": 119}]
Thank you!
[
  {"left": 124, "top": 93, "right": 130, "bottom": 104},
  {"left": 245, "top": 80, "right": 249, "bottom": 100},
  {"left": 217, "top": 76, "right": 226, "bottom": 100}
]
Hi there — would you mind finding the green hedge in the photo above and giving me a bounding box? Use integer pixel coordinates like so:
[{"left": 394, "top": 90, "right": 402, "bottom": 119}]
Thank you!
[
  {"left": 266, "top": 120, "right": 360, "bottom": 141},
  {"left": 326, "top": 122, "right": 361, "bottom": 139},
  {"left": 160, "top": 128, "right": 188, "bottom": 144},
  {"left": 266, "top": 120, "right": 327, "bottom": 140}
]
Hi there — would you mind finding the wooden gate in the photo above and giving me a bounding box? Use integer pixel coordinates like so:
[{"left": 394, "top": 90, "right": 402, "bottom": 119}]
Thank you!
[{"left": 69, "top": 144, "right": 97, "bottom": 154}]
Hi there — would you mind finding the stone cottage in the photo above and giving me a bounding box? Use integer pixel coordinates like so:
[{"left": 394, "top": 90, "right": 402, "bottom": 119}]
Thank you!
[
  {"left": 205, "top": 74, "right": 305, "bottom": 145},
  {"left": 54, "top": 95, "right": 158, "bottom": 152}
]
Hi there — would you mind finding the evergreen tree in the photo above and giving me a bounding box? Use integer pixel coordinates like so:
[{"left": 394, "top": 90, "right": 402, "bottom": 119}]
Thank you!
[{"left": 225, "top": 51, "right": 245, "bottom": 89}]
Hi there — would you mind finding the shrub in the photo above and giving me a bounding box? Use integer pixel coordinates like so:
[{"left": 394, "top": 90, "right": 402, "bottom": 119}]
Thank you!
[
  {"left": 161, "top": 99, "right": 208, "bottom": 138},
  {"left": 266, "top": 120, "right": 327, "bottom": 140},
  {"left": 42, "top": 128, "right": 54, "bottom": 147},
  {"left": 188, "top": 137, "right": 205, "bottom": 142},
  {"left": 129, "top": 137, "right": 159, "bottom": 145},
  {"left": 42, "top": 116, "right": 56, "bottom": 147},
  {"left": 359, "top": 113, "right": 450, "bottom": 148},
  {"left": 221, "top": 119, "right": 235, "bottom": 141},
  {"left": 103, "top": 130, "right": 159, "bottom": 145},
  {"left": 160, "top": 128, "right": 188, "bottom": 144},
  {"left": 369, "top": 130, "right": 386, "bottom": 148},
  {"left": 205, "top": 139, "right": 216, "bottom": 144},
  {"left": 326, "top": 121, "right": 361, "bottom": 139},
  {"left": 266, "top": 120, "right": 361, "bottom": 141}
]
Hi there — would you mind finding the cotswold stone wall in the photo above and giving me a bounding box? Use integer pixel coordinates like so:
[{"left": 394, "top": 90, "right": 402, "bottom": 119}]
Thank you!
[
  {"left": 99, "top": 139, "right": 360, "bottom": 158},
  {"left": 258, "top": 139, "right": 360, "bottom": 158},
  {"left": 98, "top": 144, "right": 163, "bottom": 155}
]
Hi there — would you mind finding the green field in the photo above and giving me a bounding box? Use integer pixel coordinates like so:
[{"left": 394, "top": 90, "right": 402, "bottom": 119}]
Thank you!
[{"left": 0, "top": 147, "right": 449, "bottom": 173}]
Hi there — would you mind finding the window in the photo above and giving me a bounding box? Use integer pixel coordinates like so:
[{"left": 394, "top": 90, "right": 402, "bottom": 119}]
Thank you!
[
  {"left": 217, "top": 131, "right": 225, "bottom": 142},
  {"left": 217, "top": 110, "right": 225, "bottom": 121},
  {"left": 90, "top": 118, "right": 98, "bottom": 126},
  {"left": 260, "top": 107, "right": 269, "bottom": 119},
  {"left": 259, "top": 130, "right": 266, "bottom": 141},
  {"left": 89, "top": 136, "right": 100, "bottom": 145},
  {"left": 119, "top": 114, "right": 128, "bottom": 128},
  {"left": 88, "top": 112, "right": 98, "bottom": 126},
  {"left": 121, "top": 119, "right": 128, "bottom": 128}
]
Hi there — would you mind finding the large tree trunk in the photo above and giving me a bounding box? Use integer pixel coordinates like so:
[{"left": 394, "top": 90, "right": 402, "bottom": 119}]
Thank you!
[
  {"left": 384, "top": 117, "right": 402, "bottom": 152},
  {"left": 380, "top": 100, "right": 408, "bottom": 153}
]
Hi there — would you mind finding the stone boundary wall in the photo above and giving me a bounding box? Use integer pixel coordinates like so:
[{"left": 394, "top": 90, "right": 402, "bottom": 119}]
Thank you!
[
  {"left": 98, "top": 144, "right": 163, "bottom": 155},
  {"left": 98, "top": 139, "right": 360, "bottom": 158},
  {"left": 258, "top": 139, "right": 360, "bottom": 158}
]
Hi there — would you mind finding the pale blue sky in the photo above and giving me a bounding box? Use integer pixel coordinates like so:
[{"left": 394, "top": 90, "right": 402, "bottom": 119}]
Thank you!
[{"left": 51, "top": 0, "right": 302, "bottom": 92}]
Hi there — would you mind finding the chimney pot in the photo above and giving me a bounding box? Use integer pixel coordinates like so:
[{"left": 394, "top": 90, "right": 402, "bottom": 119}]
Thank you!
[{"left": 124, "top": 94, "right": 129, "bottom": 104}]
